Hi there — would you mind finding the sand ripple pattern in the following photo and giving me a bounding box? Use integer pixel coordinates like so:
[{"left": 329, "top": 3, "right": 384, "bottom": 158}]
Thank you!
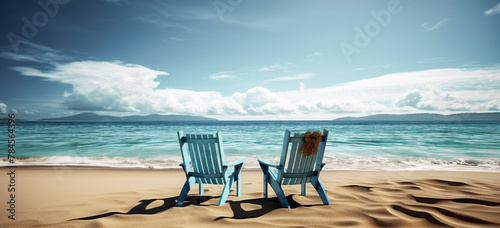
[{"left": 2, "top": 169, "right": 499, "bottom": 227}]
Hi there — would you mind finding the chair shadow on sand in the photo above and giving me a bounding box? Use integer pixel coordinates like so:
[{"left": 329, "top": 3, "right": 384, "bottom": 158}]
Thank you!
[
  {"left": 69, "top": 195, "right": 214, "bottom": 221},
  {"left": 69, "top": 194, "right": 322, "bottom": 221},
  {"left": 214, "top": 195, "right": 324, "bottom": 221}
]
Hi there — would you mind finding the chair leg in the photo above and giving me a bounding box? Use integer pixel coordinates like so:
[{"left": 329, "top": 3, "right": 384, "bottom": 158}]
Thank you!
[
  {"left": 259, "top": 164, "right": 269, "bottom": 198},
  {"left": 301, "top": 183, "right": 306, "bottom": 196},
  {"left": 235, "top": 164, "right": 243, "bottom": 197},
  {"left": 219, "top": 175, "right": 235, "bottom": 206},
  {"left": 199, "top": 182, "right": 204, "bottom": 195},
  {"left": 263, "top": 173, "right": 269, "bottom": 198},
  {"left": 269, "top": 177, "right": 290, "bottom": 208},
  {"left": 176, "top": 176, "right": 196, "bottom": 206},
  {"left": 236, "top": 174, "right": 241, "bottom": 197},
  {"left": 228, "top": 175, "right": 235, "bottom": 194},
  {"left": 311, "top": 179, "right": 330, "bottom": 205}
]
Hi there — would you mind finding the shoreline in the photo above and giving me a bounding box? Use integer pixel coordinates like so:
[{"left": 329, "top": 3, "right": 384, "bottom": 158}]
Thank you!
[
  {"left": 2, "top": 164, "right": 500, "bottom": 173},
  {"left": 3, "top": 155, "right": 500, "bottom": 172},
  {"left": 1, "top": 167, "right": 499, "bottom": 227}
]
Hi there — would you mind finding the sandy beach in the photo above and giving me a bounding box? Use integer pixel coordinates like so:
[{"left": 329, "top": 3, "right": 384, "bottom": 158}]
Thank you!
[{"left": 1, "top": 167, "right": 499, "bottom": 227}]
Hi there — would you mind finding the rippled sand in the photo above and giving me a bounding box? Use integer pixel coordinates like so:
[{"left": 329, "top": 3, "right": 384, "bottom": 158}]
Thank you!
[{"left": 1, "top": 167, "right": 499, "bottom": 227}]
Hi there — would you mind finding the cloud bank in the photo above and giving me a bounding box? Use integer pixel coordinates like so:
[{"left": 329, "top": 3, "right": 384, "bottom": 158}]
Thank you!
[
  {"left": 4, "top": 43, "right": 499, "bottom": 119},
  {"left": 10, "top": 59, "right": 500, "bottom": 119}
]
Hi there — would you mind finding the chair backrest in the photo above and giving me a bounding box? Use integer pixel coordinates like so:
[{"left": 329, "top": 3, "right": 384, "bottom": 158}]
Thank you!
[
  {"left": 177, "top": 131, "right": 225, "bottom": 184},
  {"left": 278, "top": 129, "right": 329, "bottom": 185}
]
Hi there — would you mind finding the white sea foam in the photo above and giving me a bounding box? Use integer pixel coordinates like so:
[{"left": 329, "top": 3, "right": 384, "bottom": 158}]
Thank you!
[
  {"left": 2, "top": 156, "right": 181, "bottom": 169},
  {"left": 323, "top": 153, "right": 500, "bottom": 172},
  {"left": 3, "top": 155, "right": 499, "bottom": 172}
]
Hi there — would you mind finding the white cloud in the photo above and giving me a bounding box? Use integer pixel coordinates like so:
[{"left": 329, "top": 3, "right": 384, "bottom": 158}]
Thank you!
[
  {"left": 216, "top": 17, "right": 273, "bottom": 30},
  {"left": 209, "top": 72, "right": 235, "bottom": 80},
  {"left": 0, "top": 103, "right": 7, "bottom": 113},
  {"left": 272, "top": 73, "right": 314, "bottom": 81},
  {"left": 22, "top": 110, "right": 38, "bottom": 115},
  {"left": 133, "top": 16, "right": 190, "bottom": 31},
  {"left": 0, "top": 52, "right": 41, "bottom": 62},
  {"left": 134, "top": 16, "right": 172, "bottom": 28},
  {"left": 265, "top": 68, "right": 500, "bottom": 119},
  {"left": 170, "top": 37, "right": 184, "bottom": 41},
  {"left": 299, "top": 82, "right": 307, "bottom": 91},
  {"left": 416, "top": 87, "right": 466, "bottom": 111},
  {"left": 12, "top": 61, "right": 246, "bottom": 116},
  {"left": 232, "top": 87, "right": 294, "bottom": 114},
  {"left": 0, "top": 42, "right": 71, "bottom": 64},
  {"left": 306, "top": 52, "right": 322, "bottom": 60},
  {"left": 9, "top": 53, "right": 500, "bottom": 119},
  {"left": 310, "top": 52, "right": 321, "bottom": 57},
  {"left": 394, "top": 89, "right": 422, "bottom": 108},
  {"left": 257, "top": 64, "right": 284, "bottom": 72},
  {"left": 392, "top": 87, "right": 472, "bottom": 112},
  {"left": 485, "top": 3, "right": 500, "bottom": 15},
  {"left": 422, "top": 18, "right": 449, "bottom": 31}
]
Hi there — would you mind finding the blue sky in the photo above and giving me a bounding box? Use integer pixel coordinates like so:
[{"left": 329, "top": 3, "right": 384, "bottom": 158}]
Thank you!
[{"left": 1, "top": 0, "right": 500, "bottom": 120}]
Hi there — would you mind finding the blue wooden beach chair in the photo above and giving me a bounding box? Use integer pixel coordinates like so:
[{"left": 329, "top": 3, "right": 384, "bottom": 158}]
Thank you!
[
  {"left": 176, "top": 131, "right": 245, "bottom": 206},
  {"left": 258, "top": 129, "right": 330, "bottom": 208}
]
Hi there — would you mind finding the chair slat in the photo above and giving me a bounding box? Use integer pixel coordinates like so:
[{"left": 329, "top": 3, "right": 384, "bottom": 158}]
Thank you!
[
  {"left": 194, "top": 134, "right": 208, "bottom": 183},
  {"left": 287, "top": 133, "right": 302, "bottom": 172},
  {"left": 217, "top": 132, "right": 226, "bottom": 167},
  {"left": 203, "top": 135, "right": 215, "bottom": 176},
  {"left": 278, "top": 131, "right": 291, "bottom": 169},
  {"left": 285, "top": 133, "right": 301, "bottom": 185},
  {"left": 197, "top": 135, "right": 213, "bottom": 184},
  {"left": 294, "top": 152, "right": 306, "bottom": 184},
  {"left": 187, "top": 135, "right": 199, "bottom": 174},
  {"left": 300, "top": 153, "right": 315, "bottom": 184},
  {"left": 209, "top": 135, "right": 219, "bottom": 176},
  {"left": 208, "top": 134, "right": 221, "bottom": 184}
]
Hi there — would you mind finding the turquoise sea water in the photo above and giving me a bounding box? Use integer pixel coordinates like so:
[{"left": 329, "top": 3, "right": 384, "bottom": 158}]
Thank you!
[{"left": 2, "top": 121, "right": 500, "bottom": 171}]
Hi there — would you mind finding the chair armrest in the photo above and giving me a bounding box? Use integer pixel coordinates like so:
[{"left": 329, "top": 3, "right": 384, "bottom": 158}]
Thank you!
[
  {"left": 258, "top": 159, "right": 279, "bottom": 168},
  {"left": 320, "top": 163, "right": 326, "bottom": 170},
  {"left": 225, "top": 158, "right": 246, "bottom": 167}
]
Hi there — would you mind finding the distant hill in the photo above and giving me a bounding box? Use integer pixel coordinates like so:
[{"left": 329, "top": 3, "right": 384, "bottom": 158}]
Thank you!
[
  {"left": 333, "top": 112, "right": 500, "bottom": 122},
  {"left": 40, "top": 112, "right": 218, "bottom": 121},
  {"left": 0, "top": 118, "right": 25, "bottom": 122}
]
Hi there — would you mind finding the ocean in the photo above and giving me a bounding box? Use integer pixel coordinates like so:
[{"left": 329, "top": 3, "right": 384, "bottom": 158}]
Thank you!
[{"left": 3, "top": 120, "right": 500, "bottom": 171}]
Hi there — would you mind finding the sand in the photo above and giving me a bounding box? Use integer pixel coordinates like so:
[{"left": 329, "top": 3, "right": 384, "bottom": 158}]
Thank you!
[{"left": 1, "top": 167, "right": 499, "bottom": 227}]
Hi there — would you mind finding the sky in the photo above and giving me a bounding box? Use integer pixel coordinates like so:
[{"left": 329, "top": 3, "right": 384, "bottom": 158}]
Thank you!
[{"left": 1, "top": 0, "right": 500, "bottom": 120}]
